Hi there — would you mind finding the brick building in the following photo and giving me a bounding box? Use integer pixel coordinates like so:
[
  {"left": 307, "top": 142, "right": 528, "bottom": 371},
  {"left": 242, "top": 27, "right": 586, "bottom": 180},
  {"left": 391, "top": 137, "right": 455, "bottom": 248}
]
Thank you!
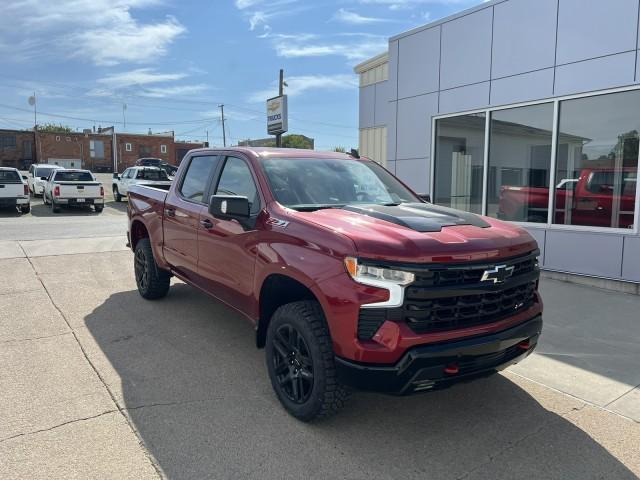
[
  {"left": 115, "top": 132, "right": 173, "bottom": 170},
  {"left": 35, "top": 130, "right": 113, "bottom": 172},
  {"left": 0, "top": 129, "right": 35, "bottom": 169},
  {"left": 0, "top": 127, "right": 206, "bottom": 172}
]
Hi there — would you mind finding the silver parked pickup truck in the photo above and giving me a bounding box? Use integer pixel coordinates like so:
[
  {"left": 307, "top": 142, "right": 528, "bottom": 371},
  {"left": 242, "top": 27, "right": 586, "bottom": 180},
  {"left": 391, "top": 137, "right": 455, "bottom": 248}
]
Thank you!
[{"left": 43, "top": 169, "right": 105, "bottom": 213}]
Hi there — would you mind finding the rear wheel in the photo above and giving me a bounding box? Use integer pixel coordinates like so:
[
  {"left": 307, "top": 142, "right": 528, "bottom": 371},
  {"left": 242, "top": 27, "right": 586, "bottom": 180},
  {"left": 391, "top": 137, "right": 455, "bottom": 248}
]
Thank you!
[
  {"left": 266, "top": 301, "right": 350, "bottom": 421},
  {"left": 20, "top": 204, "right": 30, "bottom": 215},
  {"left": 134, "top": 237, "right": 171, "bottom": 300},
  {"left": 52, "top": 200, "right": 60, "bottom": 213},
  {"left": 94, "top": 205, "right": 104, "bottom": 213},
  {"left": 113, "top": 186, "right": 122, "bottom": 202}
]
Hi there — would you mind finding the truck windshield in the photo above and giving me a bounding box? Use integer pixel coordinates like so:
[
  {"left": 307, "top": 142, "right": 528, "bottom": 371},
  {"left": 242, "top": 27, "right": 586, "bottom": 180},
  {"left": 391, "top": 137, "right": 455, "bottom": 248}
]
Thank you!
[
  {"left": 55, "top": 171, "right": 94, "bottom": 182},
  {"left": 262, "top": 158, "right": 420, "bottom": 210}
]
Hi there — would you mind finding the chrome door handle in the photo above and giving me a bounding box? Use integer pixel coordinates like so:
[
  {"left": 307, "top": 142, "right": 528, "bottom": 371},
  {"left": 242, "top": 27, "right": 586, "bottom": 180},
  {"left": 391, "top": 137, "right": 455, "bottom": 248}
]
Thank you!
[
  {"left": 200, "top": 219, "right": 213, "bottom": 229},
  {"left": 164, "top": 208, "right": 176, "bottom": 217}
]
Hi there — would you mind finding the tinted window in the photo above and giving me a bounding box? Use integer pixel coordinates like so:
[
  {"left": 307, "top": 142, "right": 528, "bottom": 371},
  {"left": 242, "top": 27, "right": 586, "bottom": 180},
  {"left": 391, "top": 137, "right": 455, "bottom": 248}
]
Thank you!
[
  {"left": 55, "top": 171, "right": 94, "bottom": 182},
  {"left": 35, "top": 167, "right": 58, "bottom": 178},
  {"left": 262, "top": 158, "right": 419, "bottom": 208},
  {"left": 180, "top": 156, "right": 219, "bottom": 203},
  {"left": 216, "top": 157, "right": 260, "bottom": 214},
  {"left": 0, "top": 170, "right": 21, "bottom": 183},
  {"left": 137, "top": 169, "right": 168, "bottom": 180}
]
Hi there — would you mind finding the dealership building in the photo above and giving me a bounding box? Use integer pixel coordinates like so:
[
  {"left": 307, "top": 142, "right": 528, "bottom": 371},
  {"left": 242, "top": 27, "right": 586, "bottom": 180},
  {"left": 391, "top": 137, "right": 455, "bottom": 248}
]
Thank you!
[{"left": 355, "top": 0, "right": 640, "bottom": 290}]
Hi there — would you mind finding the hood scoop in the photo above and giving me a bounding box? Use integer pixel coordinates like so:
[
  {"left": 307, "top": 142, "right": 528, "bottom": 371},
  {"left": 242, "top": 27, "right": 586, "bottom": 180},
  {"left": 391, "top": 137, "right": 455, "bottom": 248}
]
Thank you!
[{"left": 341, "top": 203, "right": 490, "bottom": 233}]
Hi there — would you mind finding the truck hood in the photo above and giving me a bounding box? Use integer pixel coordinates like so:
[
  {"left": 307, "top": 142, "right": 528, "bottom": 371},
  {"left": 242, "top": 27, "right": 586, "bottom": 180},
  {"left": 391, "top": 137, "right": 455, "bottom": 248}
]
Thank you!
[{"left": 295, "top": 203, "right": 537, "bottom": 263}]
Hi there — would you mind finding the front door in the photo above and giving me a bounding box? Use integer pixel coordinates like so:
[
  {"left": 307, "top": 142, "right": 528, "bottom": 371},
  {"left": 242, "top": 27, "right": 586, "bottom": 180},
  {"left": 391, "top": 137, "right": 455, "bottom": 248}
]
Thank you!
[
  {"left": 163, "top": 155, "right": 220, "bottom": 281},
  {"left": 197, "top": 155, "right": 262, "bottom": 314}
]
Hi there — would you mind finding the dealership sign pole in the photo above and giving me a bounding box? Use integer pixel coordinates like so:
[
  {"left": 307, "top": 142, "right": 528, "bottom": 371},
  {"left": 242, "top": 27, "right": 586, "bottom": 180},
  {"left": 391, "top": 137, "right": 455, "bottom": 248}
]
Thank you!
[{"left": 267, "top": 69, "right": 288, "bottom": 147}]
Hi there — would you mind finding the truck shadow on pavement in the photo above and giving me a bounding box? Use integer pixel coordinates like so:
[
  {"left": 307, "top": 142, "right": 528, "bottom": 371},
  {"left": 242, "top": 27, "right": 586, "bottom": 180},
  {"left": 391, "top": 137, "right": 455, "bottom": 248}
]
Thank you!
[{"left": 84, "top": 284, "right": 637, "bottom": 480}]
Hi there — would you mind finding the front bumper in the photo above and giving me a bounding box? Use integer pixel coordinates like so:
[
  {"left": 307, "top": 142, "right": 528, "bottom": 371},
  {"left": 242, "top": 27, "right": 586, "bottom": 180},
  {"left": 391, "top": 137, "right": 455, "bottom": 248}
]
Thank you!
[{"left": 335, "top": 315, "right": 542, "bottom": 395}]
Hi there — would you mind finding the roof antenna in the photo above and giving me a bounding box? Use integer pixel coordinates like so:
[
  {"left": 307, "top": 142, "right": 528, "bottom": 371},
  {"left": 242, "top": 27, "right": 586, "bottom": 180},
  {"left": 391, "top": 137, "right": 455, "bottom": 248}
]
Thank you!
[{"left": 350, "top": 148, "right": 360, "bottom": 159}]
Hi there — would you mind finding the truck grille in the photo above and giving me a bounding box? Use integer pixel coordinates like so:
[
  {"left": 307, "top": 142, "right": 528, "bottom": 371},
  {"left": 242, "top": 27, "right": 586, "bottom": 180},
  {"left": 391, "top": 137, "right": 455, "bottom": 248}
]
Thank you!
[{"left": 357, "top": 251, "right": 539, "bottom": 340}]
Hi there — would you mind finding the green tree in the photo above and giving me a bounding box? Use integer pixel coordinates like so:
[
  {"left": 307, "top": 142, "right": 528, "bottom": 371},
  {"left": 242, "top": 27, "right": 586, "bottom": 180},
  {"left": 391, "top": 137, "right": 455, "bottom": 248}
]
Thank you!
[
  {"left": 38, "top": 123, "right": 74, "bottom": 133},
  {"left": 333, "top": 146, "right": 346, "bottom": 153},
  {"left": 281, "top": 134, "right": 313, "bottom": 149}
]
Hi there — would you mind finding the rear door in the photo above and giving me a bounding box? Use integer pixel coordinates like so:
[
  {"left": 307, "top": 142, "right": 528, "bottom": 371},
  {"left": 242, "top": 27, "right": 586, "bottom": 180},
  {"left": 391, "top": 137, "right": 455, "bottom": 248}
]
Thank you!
[
  {"left": 197, "top": 155, "right": 262, "bottom": 312},
  {"left": 162, "top": 155, "right": 221, "bottom": 281}
]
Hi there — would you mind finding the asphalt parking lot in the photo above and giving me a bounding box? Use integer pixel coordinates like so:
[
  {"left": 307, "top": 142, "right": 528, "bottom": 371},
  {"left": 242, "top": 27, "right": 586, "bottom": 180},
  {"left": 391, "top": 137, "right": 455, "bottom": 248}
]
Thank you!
[{"left": 0, "top": 189, "right": 639, "bottom": 479}]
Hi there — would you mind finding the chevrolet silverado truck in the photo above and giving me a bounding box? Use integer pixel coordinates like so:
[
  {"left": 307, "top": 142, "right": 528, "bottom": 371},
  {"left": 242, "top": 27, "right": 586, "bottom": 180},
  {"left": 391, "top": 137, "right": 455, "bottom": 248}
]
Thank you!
[
  {"left": 0, "top": 167, "right": 30, "bottom": 214},
  {"left": 128, "top": 147, "right": 543, "bottom": 421},
  {"left": 43, "top": 169, "right": 105, "bottom": 213},
  {"left": 498, "top": 167, "right": 637, "bottom": 227}
]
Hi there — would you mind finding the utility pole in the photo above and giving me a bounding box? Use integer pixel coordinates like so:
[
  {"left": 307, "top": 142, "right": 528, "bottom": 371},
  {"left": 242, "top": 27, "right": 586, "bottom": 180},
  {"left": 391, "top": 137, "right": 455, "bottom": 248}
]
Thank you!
[
  {"left": 276, "top": 69, "right": 284, "bottom": 148},
  {"left": 122, "top": 104, "right": 127, "bottom": 131},
  {"left": 219, "top": 104, "right": 226, "bottom": 147},
  {"left": 206, "top": 129, "right": 209, "bottom": 146}
]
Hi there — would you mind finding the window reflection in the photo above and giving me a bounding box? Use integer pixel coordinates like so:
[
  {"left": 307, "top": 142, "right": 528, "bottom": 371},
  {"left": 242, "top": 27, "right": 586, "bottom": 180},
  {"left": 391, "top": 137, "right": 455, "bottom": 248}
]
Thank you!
[
  {"left": 554, "top": 91, "right": 639, "bottom": 229},
  {"left": 434, "top": 113, "right": 485, "bottom": 214}
]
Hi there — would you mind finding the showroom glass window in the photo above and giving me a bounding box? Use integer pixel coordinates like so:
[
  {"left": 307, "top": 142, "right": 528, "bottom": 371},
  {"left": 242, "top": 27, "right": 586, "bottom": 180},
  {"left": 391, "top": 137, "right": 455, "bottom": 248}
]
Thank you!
[
  {"left": 554, "top": 90, "right": 639, "bottom": 229},
  {"left": 434, "top": 113, "right": 485, "bottom": 214},
  {"left": 488, "top": 103, "right": 554, "bottom": 223}
]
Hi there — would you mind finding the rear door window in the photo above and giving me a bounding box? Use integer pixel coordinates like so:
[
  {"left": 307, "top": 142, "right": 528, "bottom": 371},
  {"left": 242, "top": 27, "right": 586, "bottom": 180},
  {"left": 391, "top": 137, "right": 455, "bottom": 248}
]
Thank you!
[{"left": 179, "top": 156, "right": 220, "bottom": 203}]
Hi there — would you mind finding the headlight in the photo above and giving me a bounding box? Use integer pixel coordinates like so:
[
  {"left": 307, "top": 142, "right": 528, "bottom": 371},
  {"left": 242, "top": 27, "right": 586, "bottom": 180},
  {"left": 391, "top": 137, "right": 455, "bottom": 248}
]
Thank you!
[
  {"left": 344, "top": 257, "right": 414, "bottom": 286},
  {"left": 344, "top": 257, "right": 414, "bottom": 309}
]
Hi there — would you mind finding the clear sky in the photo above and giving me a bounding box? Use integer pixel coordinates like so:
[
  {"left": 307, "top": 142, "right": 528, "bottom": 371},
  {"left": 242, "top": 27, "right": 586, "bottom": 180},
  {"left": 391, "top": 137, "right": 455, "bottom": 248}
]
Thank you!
[{"left": 0, "top": 0, "right": 484, "bottom": 150}]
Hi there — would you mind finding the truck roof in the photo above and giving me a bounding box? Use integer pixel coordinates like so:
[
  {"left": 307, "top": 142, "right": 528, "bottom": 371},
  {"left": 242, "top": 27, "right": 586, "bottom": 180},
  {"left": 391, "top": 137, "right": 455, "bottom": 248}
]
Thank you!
[{"left": 187, "top": 147, "right": 363, "bottom": 161}]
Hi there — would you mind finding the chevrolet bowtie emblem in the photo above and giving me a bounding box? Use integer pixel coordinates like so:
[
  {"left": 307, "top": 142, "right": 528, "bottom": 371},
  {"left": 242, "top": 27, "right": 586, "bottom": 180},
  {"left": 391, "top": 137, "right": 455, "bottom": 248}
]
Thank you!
[{"left": 480, "top": 264, "right": 515, "bottom": 284}]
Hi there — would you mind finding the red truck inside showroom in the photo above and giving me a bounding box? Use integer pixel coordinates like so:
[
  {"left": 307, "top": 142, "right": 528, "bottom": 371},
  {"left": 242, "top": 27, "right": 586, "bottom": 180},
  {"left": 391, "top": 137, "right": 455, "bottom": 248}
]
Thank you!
[{"left": 127, "top": 147, "right": 543, "bottom": 421}]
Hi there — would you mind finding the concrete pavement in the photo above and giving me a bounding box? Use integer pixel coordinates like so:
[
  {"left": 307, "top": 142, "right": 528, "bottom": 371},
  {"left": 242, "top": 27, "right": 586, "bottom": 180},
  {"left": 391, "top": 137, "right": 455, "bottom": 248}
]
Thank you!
[{"left": 0, "top": 203, "right": 639, "bottom": 479}]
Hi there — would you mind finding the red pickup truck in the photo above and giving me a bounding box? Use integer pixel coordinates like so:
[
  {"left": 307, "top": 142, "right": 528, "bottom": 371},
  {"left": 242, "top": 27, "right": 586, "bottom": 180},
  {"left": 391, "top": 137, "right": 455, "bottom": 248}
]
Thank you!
[
  {"left": 128, "top": 147, "right": 542, "bottom": 421},
  {"left": 498, "top": 167, "right": 637, "bottom": 228}
]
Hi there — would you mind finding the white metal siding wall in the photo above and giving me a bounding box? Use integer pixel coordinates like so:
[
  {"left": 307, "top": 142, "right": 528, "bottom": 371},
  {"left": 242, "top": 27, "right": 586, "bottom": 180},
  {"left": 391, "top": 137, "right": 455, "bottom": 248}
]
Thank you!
[
  {"left": 360, "top": 63, "right": 389, "bottom": 87},
  {"left": 359, "top": 127, "right": 387, "bottom": 166}
]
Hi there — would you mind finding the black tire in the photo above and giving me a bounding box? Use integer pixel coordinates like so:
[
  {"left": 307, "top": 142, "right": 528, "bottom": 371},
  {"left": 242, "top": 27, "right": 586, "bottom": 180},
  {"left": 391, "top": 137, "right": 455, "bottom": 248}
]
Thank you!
[
  {"left": 134, "top": 237, "right": 171, "bottom": 300},
  {"left": 113, "top": 186, "right": 122, "bottom": 202},
  {"left": 20, "top": 204, "right": 31, "bottom": 214},
  {"left": 94, "top": 205, "right": 104, "bottom": 213},
  {"left": 266, "top": 301, "right": 350, "bottom": 422},
  {"left": 52, "top": 200, "right": 61, "bottom": 213}
]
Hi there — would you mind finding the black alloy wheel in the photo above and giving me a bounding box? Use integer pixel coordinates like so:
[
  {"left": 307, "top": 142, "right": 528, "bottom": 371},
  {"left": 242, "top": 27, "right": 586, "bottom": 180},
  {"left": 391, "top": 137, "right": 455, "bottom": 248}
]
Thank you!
[
  {"left": 134, "top": 247, "right": 149, "bottom": 292},
  {"left": 271, "top": 324, "right": 314, "bottom": 404}
]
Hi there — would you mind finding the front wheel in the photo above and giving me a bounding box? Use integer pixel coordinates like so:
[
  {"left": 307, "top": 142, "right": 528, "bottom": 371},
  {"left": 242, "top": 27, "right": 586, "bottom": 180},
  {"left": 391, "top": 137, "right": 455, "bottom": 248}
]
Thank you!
[
  {"left": 113, "top": 186, "right": 122, "bottom": 202},
  {"left": 134, "top": 237, "right": 171, "bottom": 299},
  {"left": 266, "top": 301, "right": 350, "bottom": 422}
]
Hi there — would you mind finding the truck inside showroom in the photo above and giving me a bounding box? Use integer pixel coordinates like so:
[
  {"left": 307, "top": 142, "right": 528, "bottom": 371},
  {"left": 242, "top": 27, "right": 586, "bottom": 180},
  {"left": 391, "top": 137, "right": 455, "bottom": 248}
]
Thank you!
[{"left": 355, "top": 0, "right": 640, "bottom": 291}]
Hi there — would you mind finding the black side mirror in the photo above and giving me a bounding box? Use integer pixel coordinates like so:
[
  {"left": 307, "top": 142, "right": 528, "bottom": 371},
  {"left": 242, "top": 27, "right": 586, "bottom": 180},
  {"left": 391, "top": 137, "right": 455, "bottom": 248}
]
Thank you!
[
  {"left": 22, "top": 175, "right": 28, "bottom": 181},
  {"left": 209, "top": 195, "right": 250, "bottom": 220},
  {"left": 418, "top": 193, "right": 431, "bottom": 203},
  {"left": 113, "top": 173, "right": 120, "bottom": 179}
]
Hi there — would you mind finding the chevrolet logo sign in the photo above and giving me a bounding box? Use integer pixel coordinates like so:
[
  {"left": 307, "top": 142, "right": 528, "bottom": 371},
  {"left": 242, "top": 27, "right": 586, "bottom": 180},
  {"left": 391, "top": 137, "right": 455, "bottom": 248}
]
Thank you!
[
  {"left": 268, "top": 101, "right": 280, "bottom": 112},
  {"left": 480, "top": 264, "right": 515, "bottom": 284}
]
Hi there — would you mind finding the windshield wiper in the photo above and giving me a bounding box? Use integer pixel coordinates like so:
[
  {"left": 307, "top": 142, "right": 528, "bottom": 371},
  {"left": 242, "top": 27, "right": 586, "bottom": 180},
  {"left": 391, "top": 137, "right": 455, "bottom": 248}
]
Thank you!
[{"left": 288, "top": 204, "right": 345, "bottom": 212}]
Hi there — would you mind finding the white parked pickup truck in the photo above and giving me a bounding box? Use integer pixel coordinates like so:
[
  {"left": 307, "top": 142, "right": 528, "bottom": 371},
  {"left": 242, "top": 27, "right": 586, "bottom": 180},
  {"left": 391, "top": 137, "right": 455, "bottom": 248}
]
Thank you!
[
  {"left": 28, "top": 163, "right": 64, "bottom": 196},
  {"left": 0, "top": 167, "right": 30, "bottom": 214},
  {"left": 112, "top": 166, "right": 172, "bottom": 202},
  {"left": 43, "top": 169, "right": 105, "bottom": 213}
]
